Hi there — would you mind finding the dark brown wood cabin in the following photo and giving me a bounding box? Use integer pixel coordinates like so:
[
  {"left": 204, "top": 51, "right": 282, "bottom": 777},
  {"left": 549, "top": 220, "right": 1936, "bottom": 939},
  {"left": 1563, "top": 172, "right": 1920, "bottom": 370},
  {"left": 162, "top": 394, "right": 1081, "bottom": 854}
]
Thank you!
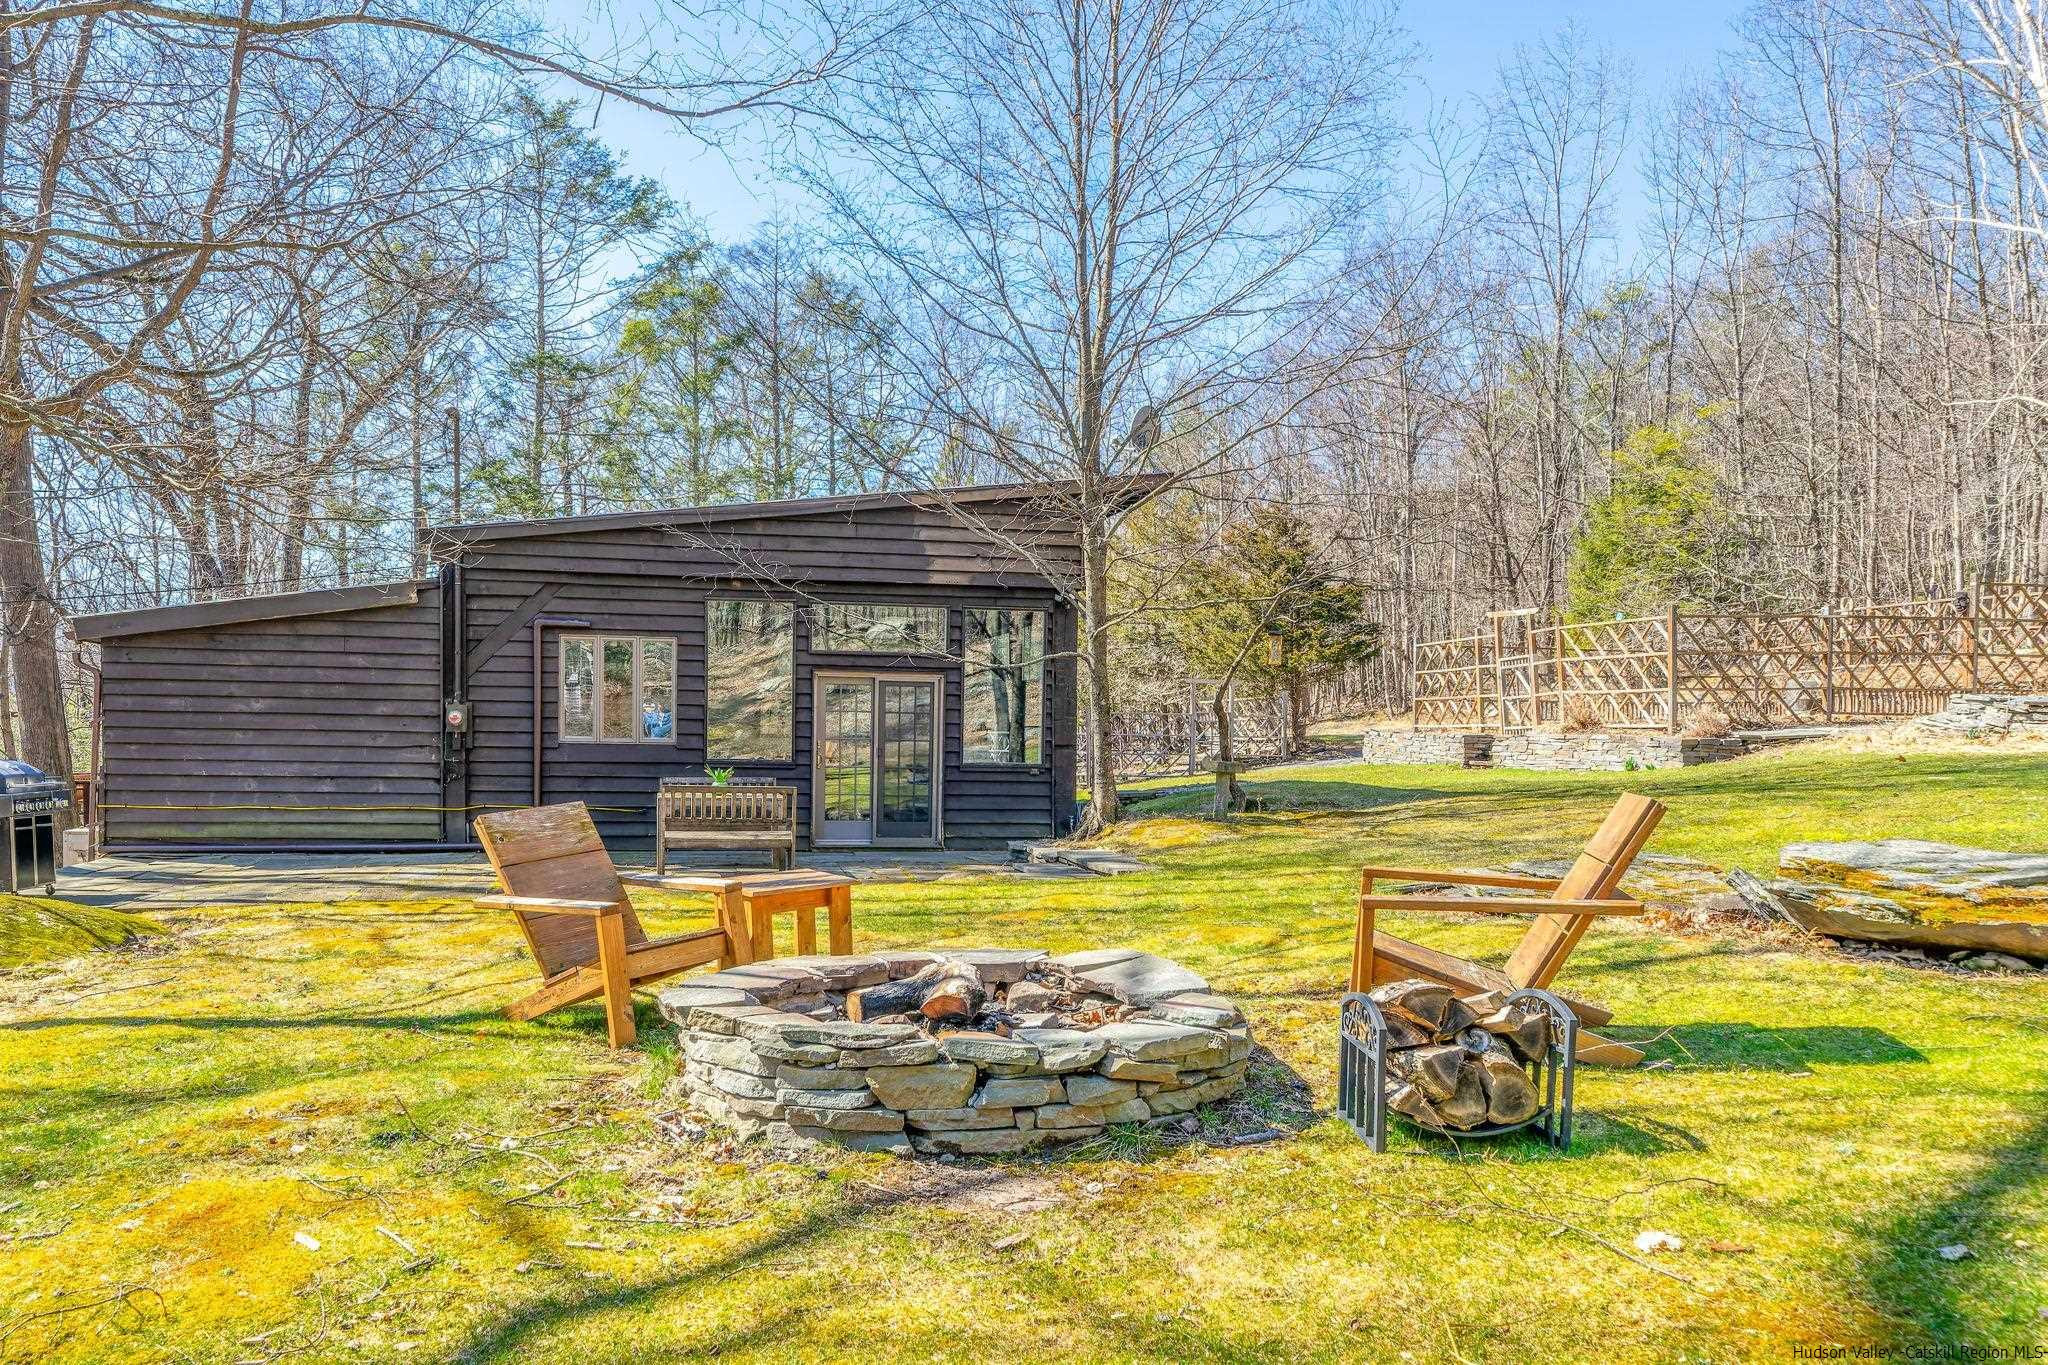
[{"left": 75, "top": 480, "right": 1148, "bottom": 854}]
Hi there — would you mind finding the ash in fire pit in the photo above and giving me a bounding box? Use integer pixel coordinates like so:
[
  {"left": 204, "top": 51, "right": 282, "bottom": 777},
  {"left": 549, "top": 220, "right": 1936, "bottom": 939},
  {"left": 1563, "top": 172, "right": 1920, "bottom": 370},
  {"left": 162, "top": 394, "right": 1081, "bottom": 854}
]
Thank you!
[{"left": 658, "top": 948, "right": 1251, "bottom": 1156}]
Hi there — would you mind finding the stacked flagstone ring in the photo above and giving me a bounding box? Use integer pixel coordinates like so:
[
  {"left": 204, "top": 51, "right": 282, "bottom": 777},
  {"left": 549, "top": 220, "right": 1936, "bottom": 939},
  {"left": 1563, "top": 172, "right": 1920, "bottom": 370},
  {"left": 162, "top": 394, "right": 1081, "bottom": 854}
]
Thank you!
[{"left": 658, "top": 948, "right": 1253, "bottom": 1156}]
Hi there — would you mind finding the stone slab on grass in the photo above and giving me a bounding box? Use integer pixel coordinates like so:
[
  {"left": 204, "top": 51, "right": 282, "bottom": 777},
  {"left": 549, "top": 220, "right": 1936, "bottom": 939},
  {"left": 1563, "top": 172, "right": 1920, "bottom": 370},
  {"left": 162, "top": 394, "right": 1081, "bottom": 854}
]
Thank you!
[
  {"left": 1010, "top": 1028, "right": 1108, "bottom": 1072},
  {"left": 905, "top": 1106, "right": 1017, "bottom": 1131},
  {"left": 909, "top": 1127, "right": 1057, "bottom": 1156},
  {"left": 1782, "top": 838, "right": 2048, "bottom": 900},
  {"left": 782, "top": 1104, "right": 905, "bottom": 1133},
  {"left": 974, "top": 1076, "right": 1064, "bottom": 1107},
  {"left": 759, "top": 954, "right": 891, "bottom": 990},
  {"left": 948, "top": 948, "right": 1048, "bottom": 985}
]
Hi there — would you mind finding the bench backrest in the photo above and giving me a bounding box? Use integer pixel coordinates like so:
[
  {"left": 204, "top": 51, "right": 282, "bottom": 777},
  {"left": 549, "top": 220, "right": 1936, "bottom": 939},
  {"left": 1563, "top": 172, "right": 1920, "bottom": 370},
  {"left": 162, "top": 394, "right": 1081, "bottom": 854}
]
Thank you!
[
  {"left": 657, "top": 783, "right": 796, "bottom": 832},
  {"left": 1505, "top": 792, "right": 1665, "bottom": 988},
  {"left": 475, "top": 802, "right": 649, "bottom": 978}
]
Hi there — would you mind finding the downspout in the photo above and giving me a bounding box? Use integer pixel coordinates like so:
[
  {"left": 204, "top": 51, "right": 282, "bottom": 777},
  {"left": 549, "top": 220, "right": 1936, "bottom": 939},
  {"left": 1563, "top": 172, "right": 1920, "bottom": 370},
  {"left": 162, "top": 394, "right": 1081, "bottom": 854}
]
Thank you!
[
  {"left": 531, "top": 615, "right": 589, "bottom": 806},
  {"left": 73, "top": 644, "right": 101, "bottom": 848}
]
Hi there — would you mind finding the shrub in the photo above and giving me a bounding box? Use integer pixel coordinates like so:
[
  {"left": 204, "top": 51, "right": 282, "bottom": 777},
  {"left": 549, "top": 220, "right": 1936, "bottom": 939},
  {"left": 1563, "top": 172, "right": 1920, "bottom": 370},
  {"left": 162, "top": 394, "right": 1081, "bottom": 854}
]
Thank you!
[
  {"left": 1682, "top": 704, "right": 1735, "bottom": 739},
  {"left": 1558, "top": 693, "right": 1605, "bottom": 734}
]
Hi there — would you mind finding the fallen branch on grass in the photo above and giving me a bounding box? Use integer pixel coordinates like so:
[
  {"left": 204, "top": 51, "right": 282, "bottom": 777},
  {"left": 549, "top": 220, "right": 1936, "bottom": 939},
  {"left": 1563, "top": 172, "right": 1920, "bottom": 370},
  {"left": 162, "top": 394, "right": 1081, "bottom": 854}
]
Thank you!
[{"left": 0, "top": 1283, "right": 164, "bottom": 1350}]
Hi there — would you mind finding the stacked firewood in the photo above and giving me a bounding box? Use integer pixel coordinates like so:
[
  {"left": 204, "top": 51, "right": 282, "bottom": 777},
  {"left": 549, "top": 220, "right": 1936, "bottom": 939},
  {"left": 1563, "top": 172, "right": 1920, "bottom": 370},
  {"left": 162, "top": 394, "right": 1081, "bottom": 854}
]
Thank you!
[{"left": 1367, "top": 980, "right": 1552, "bottom": 1130}]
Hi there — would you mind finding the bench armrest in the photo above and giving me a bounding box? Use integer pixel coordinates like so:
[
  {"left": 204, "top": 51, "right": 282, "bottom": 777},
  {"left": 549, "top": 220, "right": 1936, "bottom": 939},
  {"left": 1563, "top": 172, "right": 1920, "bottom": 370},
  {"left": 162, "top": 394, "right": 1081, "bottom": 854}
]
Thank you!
[
  {"left": 1357, "top": 894, "right": 1643, "bottom": 917},
  {"left": 477, "top": 894, "right": 621, "bottom": 917},
  {"left": 1360, "top": 866, "right": 1563, "bottom": 892}
]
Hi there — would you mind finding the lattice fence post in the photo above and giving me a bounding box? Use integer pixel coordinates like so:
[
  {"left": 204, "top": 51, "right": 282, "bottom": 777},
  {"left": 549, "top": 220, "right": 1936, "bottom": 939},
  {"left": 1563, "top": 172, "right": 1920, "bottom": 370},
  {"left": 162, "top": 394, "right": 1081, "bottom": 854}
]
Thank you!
[
  {"left": 1822, "top": 614, "right": 1835, "bottom": 723},
  {"left": 1490, "top": 615, "right": 1505, "bottom": 732},
  {"left": 1664, "top": 605, "right": 1679, "bottom": 733},
  {"left": 1551, "top": 621, "right": 1564, "bottom": 727},
  {"left": 1964, "top": 592, "right": 1980, "bottom": 691}
]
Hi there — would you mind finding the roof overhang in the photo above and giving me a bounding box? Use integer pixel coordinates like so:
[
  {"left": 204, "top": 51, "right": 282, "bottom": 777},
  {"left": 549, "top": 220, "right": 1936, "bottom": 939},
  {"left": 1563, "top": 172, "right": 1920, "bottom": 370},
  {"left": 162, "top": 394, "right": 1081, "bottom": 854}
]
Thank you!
[
  {"left": 72, "top": 578, "right": 429, "bottom": 642},
  {"left": 422, "top": 474, "right": 1171, "bottom": 553}
]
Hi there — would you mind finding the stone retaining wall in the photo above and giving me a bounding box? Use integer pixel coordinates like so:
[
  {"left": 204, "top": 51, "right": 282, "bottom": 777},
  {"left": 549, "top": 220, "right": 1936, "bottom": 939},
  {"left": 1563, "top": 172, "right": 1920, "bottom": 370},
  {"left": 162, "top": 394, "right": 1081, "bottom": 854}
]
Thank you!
[
  {"left": 1364, "top": 728, "right": 1757, "bottom": 772},
  {"left": 1916, "top": 693, "right": 2048, "bottom": 736},
  {"left": 1490, "top": 732, "right": 1744, "bottom": 772},
  {"left": 659, "top": 948, "right": 1252, "bottom": 1157},
  {"left": 1358, "top": 731, "right": 1491, "bottom": 766}
]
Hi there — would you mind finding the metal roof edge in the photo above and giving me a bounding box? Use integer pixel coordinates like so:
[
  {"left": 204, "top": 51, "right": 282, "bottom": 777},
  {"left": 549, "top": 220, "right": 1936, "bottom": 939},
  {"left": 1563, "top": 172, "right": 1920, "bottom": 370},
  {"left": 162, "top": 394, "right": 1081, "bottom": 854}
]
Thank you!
[{"left": 72, "top": 578, "right": 429, "bottom": 641}]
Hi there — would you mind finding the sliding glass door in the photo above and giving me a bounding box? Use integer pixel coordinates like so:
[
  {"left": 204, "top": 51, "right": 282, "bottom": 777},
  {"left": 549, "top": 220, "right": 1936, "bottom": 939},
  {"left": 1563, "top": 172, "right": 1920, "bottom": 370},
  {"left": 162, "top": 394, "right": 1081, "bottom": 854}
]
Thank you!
[{"left": 813, "top": 672, "right": 942, "bottom": 846}]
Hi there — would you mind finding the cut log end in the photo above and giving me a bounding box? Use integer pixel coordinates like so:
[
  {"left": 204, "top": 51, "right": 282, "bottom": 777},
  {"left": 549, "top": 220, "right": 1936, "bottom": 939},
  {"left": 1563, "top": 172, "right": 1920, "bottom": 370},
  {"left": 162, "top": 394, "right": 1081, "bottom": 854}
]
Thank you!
[
  {"left": 848, "top": 959, "right": 988, "bottom": 1028},
  {"left": 1370, "top": 978, "right": 1555, "bottom": 1133}
]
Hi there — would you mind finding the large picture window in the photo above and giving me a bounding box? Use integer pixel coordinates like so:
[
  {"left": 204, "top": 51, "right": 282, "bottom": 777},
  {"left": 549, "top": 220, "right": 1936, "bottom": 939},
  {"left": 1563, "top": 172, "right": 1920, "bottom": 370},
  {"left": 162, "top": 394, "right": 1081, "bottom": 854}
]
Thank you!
[
  {"left": 810, "top": 602, "right": 947, "bottom": 654},
  {"left": 708, "top": 599, "right": 794, "bottom": 761},
  {"left": 964, "top": 608, "right": 1045, "bottom": 765},
  {"left": 560, "top": 636, "right": 673, "bottom": 742}
]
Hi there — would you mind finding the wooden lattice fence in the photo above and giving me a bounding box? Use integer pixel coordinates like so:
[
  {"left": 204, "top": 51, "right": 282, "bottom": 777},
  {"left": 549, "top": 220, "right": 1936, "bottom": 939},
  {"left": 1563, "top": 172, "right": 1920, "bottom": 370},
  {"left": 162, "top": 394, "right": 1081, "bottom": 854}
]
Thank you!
[
  {"left": 1412, "top": 633, "right": 1500, "bottom": 731},
  {"left": 1095, "top": 679, "right": 1293, "bottom": 779},
  {"left": 1412, "top": 581, "right": 2048, "bottom": 733}
]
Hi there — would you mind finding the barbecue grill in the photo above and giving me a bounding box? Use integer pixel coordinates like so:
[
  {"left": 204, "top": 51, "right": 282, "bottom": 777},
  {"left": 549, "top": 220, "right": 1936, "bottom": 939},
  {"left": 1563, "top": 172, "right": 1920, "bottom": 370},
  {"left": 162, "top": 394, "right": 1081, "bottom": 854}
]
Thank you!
[{"left": 0, "top": 759, "right": 69, "bottom": 893}]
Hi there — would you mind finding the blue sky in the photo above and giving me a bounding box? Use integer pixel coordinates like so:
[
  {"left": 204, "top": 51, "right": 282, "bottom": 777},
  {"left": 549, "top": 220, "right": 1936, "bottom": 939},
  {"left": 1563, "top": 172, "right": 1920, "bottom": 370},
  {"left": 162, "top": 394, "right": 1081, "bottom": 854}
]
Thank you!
[{"left": 584, "top": 0, "right": 1749, "bottom": 250}]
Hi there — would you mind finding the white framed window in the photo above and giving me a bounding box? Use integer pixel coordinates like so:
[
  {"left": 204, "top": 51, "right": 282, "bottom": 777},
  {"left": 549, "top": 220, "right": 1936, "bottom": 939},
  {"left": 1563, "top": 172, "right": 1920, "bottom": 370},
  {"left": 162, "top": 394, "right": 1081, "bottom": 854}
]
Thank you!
[
  {"left": 810, "top": 602, "right": 948, "bottom": 654},
  {"left": 560, "top": 635, "right": 674, "bottom": 743}
]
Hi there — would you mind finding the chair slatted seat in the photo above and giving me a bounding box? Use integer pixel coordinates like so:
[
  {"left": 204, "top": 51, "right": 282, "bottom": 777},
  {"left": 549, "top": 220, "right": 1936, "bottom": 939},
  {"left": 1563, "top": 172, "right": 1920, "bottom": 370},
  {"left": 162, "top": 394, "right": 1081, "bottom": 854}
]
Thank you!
[{"left": 476, "top": 802, "right": 734, "bottom": 1048}]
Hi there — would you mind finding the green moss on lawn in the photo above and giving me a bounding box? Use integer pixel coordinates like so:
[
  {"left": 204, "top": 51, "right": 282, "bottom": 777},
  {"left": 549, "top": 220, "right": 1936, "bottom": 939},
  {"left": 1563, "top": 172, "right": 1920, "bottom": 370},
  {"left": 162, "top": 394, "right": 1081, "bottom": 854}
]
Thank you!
[
  {"left": 0, "top": 895, "right": 164, "bottom": 967},
  {"left": 1126, "top": 742, "right": 2048, "bottom": 873},
  {"left": 1, "top": 749, "right": 2044, "bottom": 1360}
]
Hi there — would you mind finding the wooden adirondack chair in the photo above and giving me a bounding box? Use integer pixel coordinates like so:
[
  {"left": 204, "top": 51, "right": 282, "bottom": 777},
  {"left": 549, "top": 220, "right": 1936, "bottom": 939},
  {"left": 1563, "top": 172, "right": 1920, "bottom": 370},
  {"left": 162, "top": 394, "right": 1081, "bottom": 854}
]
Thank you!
[
  {"left": 475, "top": 802, "right": 733, "bottom": 1048},
  {"left": 1349, "top": 792, "right": 1666, "bottom": 1068}
]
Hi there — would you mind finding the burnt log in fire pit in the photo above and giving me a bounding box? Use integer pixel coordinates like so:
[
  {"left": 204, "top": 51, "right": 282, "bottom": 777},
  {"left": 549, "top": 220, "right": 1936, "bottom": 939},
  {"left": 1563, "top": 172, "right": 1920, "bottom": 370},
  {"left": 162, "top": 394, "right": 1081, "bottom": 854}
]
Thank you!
[{"left": 658, "top": 948, "right": 1252, "bottom": 1156}]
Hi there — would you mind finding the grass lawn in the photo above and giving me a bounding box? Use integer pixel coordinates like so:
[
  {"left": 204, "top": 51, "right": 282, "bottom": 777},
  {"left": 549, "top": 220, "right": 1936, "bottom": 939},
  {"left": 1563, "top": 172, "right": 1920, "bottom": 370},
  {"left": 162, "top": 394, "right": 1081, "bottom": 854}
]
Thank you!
[
  {"left": 2, "top": 745, "right": 2045, "bottom": 1361},
  {"left": 0, "top": 895, "right": 163, "bottom": 970}
]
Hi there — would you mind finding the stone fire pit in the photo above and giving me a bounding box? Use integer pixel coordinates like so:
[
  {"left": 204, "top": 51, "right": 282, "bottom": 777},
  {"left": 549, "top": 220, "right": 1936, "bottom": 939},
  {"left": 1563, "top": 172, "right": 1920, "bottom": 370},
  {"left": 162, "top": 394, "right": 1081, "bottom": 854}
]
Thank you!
[{"left": 657, "top": 948, "right": 1252, "bottom": 1156}]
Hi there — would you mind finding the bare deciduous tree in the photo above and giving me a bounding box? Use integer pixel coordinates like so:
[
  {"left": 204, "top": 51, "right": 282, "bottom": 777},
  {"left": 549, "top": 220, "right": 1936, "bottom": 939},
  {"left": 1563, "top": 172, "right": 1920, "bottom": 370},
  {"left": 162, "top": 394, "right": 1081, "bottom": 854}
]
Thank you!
[
  {"left": 0, "top": 0, "right": 886, "bottom": 786},
  {"left": 804, "top": 0, "right": 1415, "bottom": 831}
]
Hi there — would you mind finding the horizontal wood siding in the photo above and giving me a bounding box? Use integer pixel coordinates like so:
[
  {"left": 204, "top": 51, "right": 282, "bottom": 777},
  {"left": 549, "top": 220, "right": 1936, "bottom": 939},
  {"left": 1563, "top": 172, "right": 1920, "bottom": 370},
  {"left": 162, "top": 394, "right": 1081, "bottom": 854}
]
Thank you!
[
  {"left": 99, "top": 589, "right": 444, "bottom": 844},
  {"left": 90, "top": 495, "right": 1080, "bottom": 849},
  {"left": 455, "top": 498, "right": 1080, "bottom": 589},
  {"left": 458, "top": 499, "right": 1073, "bottom": 849}
]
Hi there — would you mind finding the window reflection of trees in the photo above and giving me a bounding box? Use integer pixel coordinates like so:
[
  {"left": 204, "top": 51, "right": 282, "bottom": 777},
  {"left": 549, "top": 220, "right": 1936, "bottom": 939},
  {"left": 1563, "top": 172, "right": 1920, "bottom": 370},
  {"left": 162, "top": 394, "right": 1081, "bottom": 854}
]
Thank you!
[
  {"left": 965, "top": 609, "right": 1044, "bottom": 764},
  {"left": 708, "top": 600, "right": 794, "bottom": 760}
]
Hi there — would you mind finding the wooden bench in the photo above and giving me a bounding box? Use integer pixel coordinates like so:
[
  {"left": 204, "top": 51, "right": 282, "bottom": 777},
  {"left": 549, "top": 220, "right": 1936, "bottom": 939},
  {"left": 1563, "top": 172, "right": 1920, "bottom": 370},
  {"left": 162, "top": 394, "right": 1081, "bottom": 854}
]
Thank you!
[{"left": 654, "top": 781, "right": 798, "bottom": 873}]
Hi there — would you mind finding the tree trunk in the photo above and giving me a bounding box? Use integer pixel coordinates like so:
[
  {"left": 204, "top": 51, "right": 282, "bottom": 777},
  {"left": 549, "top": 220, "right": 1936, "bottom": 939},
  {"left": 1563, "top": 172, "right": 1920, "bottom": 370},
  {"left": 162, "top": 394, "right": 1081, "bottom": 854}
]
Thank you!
[
  {"left": 0, "top": 633, "right": 15, "bottom": 757},
  {"left": 1210, "top": 683, "right": 1243, "bottom": 814},
  {"left": 0, "top": 422, "right": 75, "bottom": 810},
  {"left": 409, "top": 317, "right": 428, "bottom": 575},
  {"left": 282, "top": 289, "right": 318, "bottom": 590},
  {"left": 1287, "top": 674, "right": 1309, "bottom": 745}
]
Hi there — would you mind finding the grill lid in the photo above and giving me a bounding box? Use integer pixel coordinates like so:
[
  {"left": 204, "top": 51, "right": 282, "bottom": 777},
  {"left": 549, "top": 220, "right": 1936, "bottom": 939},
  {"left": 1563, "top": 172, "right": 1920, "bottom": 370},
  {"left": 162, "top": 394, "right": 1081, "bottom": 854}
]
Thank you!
[
  {"left": 0, "top": 758, "right": 67, "bottom": 803},
  {"left": 0, "top": 758, "right": 59, "bottom": 787}
]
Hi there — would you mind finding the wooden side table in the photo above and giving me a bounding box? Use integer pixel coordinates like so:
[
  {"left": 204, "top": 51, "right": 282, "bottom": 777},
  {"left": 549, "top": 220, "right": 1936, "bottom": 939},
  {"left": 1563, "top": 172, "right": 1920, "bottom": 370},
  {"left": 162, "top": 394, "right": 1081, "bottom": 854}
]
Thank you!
[{"left": 626, "top": 869, "right": 854, "bottom": 966}]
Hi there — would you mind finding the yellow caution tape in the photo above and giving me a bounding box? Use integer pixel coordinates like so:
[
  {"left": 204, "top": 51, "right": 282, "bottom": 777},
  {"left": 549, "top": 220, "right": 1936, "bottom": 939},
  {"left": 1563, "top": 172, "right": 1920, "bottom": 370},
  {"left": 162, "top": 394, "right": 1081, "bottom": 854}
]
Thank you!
[{"left": 99, "top": 802, "right": 650, "bottom": 814}]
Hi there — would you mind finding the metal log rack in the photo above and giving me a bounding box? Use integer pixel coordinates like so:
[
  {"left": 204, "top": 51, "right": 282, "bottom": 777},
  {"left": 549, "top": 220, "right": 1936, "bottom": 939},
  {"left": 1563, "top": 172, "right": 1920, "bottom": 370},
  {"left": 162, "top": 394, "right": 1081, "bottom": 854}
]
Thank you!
[{"left": 1338, "top": 987, "right": 1579, "bottom": 1153}]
